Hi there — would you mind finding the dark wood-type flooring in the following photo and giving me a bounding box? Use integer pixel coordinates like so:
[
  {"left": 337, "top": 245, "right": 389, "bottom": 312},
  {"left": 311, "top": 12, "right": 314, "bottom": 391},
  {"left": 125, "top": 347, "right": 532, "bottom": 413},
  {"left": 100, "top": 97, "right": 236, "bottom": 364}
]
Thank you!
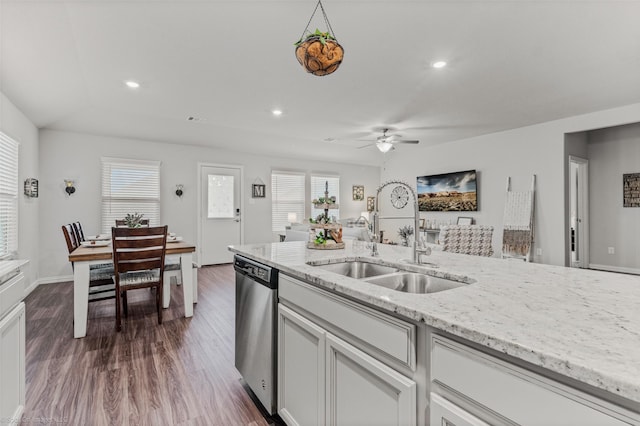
[{"left": 23, "top": 265, "right": 280, "bottom": 426}]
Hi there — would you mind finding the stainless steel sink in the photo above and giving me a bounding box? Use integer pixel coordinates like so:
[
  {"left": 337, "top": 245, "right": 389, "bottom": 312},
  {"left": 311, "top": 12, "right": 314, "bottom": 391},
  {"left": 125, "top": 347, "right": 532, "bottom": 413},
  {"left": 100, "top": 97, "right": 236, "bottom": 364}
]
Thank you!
[
  {"left": 311, "top": 261, "right": 398, "bottom": 279},
  {"left": 363, "top": 272, "right": 468, "bottom": 294}
]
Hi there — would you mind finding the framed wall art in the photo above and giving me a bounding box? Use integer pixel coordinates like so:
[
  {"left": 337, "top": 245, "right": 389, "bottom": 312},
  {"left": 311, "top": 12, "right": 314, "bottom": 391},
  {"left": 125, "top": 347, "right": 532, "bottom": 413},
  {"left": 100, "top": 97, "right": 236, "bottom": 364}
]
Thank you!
[
  {"left": 623, "top": 173, "right": 640, "bottom": 207},
  {"left": 352, "top": 185, "right": 364, "bottom": 201},
  {"left": 24, "top": 178, "right": 38, "bottom": 198},
  {"left": 252, "top": 183, "right": 266, "bottom": 198},
  {"left": 417, "top": 170, "right": 477, "bottom": 212},
  {"left": 366, "top": 196, "right": 375, "bottom": 212},
  {"left": 457, "top": 217, "right": 473, "bottom": 225}
]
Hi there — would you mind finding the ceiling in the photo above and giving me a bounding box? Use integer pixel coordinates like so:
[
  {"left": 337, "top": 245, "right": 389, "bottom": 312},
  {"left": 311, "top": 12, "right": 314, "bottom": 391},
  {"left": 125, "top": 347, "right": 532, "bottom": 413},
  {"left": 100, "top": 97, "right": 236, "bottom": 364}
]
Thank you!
[{"left": 2, "top": 0, "right": 640, "bottom": 167}]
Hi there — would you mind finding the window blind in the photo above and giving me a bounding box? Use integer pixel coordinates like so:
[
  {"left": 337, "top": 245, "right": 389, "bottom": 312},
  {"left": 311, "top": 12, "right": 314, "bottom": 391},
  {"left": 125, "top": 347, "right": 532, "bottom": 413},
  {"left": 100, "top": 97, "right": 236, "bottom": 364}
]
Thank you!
[
  {"left": 271, "top": 171, "right": 305, "bottom": 232},
  {"left": 311, "top": 175, "right": 340, "bottom": 220},
  {"left": 0, "top": 131, "right": 19, "bottom": 259},
  {"left": 101, "top": 157, "right": 161, "bottom": 233}
]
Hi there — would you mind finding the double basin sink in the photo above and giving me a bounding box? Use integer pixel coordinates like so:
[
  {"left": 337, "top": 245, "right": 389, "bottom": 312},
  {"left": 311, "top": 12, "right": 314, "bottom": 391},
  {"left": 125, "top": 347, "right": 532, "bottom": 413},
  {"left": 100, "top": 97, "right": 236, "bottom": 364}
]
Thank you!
[{"left": 308, "top": 260, "right": 473, "bottom": 294}]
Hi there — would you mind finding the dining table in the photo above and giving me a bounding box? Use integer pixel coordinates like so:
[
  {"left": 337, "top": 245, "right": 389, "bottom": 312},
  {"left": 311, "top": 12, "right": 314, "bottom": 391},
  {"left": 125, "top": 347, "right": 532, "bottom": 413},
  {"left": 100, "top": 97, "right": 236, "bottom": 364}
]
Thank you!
[{"left": 68, "top": 239, "right": 196, "bottom": 338}]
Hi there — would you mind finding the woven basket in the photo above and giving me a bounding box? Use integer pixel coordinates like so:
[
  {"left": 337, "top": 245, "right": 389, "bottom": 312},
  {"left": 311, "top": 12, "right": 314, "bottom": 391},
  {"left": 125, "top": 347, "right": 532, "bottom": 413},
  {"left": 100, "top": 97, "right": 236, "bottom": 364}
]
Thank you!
[{"left": 295, "top": 36, "right": 344, "bottom": 76}]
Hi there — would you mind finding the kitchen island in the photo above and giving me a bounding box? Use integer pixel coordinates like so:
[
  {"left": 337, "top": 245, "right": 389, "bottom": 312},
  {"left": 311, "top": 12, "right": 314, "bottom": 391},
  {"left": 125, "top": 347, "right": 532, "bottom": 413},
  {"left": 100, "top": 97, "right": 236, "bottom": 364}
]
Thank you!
[{"left": 229, "top": 240, "right": 640, "bottom": 424}]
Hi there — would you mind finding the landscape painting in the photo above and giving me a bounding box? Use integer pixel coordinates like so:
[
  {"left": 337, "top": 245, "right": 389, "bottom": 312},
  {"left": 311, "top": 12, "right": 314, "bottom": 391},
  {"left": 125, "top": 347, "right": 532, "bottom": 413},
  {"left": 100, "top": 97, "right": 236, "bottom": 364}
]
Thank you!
[{"left": 417, "top": 170, "right": 477, "bottom": 211}]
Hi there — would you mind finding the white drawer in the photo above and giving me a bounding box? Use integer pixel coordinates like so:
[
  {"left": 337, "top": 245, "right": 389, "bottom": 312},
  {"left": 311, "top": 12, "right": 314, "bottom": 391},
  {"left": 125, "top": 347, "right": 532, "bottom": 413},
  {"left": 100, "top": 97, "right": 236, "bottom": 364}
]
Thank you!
[
  {"left": 279, "top": 273, "right": 416, "bottom": 369},
  {"left": 431, "top": 335, "right": 638, "bottom": 426},
  {"left": 0, "top": 272, "right": 25, "bottom": 318}
]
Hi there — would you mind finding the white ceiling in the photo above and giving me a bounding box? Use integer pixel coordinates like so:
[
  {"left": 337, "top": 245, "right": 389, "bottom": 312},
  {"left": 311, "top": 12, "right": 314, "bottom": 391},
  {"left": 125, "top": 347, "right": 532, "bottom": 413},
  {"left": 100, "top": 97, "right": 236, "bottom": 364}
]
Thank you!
[{"left": 2, "top": 0, "right": 640, "bottom": 166}]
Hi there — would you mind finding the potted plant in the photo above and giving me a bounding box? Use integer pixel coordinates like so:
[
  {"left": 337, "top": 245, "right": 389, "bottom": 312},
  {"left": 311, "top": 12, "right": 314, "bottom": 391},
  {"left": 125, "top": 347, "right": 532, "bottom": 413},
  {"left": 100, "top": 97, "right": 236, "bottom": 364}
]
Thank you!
[
  {"left": 124, "top": 212, "right": 145, "bottom": 228},
  {"left": 295, "top": 29, "right": 344, "bottom": 76},
  {"left": 398, "top": 225, "right": 414, "bottom": 247}
]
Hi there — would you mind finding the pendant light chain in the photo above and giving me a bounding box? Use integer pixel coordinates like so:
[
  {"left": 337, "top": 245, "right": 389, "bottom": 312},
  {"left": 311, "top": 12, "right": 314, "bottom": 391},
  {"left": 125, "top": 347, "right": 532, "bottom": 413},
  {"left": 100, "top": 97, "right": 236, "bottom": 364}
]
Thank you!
[
  {"left": 318, "top": 0, "right": 338, "bottom": 40},
  {"left": 298, "top": 0, "right": 338, "bottom": 41}
]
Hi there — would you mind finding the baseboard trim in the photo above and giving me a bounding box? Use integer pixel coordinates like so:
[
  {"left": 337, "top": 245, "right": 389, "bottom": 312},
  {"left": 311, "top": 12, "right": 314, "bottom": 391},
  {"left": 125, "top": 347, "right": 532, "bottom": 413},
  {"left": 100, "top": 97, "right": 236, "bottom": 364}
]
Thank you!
[
  {"left": 37, "top": 275, "right": 73, "bottom": 285},
  {"left": 24, "top": 275, "right": 71, "bottom": 297},
  {"left": 588, "top": 264, "right": 640, "bottom": 275}
]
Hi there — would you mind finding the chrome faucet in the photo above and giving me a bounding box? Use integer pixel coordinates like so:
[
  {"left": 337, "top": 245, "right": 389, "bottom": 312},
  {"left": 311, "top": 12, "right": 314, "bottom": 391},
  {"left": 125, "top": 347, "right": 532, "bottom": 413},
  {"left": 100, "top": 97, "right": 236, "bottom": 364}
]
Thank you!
[
  {"left": 372, "top": 180, "right": 430, "bottom": 264},
  {"left": 370, "top": 241, "right": 379, "bottom": 257}
]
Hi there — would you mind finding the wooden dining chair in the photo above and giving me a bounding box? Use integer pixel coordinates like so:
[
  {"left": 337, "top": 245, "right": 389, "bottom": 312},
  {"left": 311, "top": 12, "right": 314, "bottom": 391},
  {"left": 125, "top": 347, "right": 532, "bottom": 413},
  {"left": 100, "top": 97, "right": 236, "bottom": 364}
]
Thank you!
[
  {"left": 111, "top": 225, "right": 168, "bottom": 331},
  {"left": 71, "top": 221, "right": 85, "bottom": 243},
  {"left": 61, "top": 224, "right": 115, "bottom": 302}
]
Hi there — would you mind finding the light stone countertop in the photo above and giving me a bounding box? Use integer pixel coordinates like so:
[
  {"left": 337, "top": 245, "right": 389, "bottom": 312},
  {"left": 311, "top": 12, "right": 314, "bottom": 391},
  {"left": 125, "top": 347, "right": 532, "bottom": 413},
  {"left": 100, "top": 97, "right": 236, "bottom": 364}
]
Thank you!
[
  {"left": 0, "top": 259, "right": 29, "bottom": 286},
  {"left": 229, "top": 240, "right": 640, "bottom": 404}
]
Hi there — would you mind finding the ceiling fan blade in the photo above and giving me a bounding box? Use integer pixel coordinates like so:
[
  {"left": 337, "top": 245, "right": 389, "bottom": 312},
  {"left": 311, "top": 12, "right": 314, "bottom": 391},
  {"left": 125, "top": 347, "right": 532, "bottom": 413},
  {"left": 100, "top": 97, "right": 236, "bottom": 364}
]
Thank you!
[
  {"left": 394, "top": 140, "right": 420, "bottom": 144},
  {"left": 357, "top": 143, "right": 374, "bottom": 149}
]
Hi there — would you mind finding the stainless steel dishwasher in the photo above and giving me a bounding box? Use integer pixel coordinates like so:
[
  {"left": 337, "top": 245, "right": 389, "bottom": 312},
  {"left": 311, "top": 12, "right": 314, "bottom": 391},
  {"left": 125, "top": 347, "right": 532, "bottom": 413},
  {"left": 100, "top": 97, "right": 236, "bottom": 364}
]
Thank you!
[{"left": 234, "top": 254, "right": 279, "bottom": 415}]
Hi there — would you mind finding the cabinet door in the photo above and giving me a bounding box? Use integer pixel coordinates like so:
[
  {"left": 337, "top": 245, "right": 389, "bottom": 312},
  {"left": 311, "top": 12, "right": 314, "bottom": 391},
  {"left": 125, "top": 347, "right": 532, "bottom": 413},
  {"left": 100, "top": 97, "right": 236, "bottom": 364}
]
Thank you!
[
  {"left": 430, "top": 393, "right": 490, "bottom": 426},
  {"left": 326, "top": 333, "right": 417, "bottom": 426},
  {"left": 277, "top": 305, "right": 325, "bottom": 426},
  {"left": 0, "top": 302, "right": 26, "bottom": 423}
]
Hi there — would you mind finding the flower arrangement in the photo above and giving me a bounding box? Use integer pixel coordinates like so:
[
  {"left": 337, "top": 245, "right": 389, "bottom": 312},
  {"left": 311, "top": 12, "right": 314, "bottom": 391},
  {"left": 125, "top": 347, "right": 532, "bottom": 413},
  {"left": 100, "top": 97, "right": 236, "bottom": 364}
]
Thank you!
[
  {"left": 124, "top": 212, "right": 144, "bottom": 228},
  {"left": 398, "top": 225, "right": 414, "bottom": 247}
]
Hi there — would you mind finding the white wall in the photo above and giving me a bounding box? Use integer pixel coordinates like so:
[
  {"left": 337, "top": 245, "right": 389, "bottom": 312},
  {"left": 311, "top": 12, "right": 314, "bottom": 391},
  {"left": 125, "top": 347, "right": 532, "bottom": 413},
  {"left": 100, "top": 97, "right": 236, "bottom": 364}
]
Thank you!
[
  {"left": 587, "top": 122, "right": 640, "bottom": 272},
  {"left": 38, "top": 129, "right": 380, "bottom": 281},
  {"left": 381, "top": 102, "right": 640, "bottom": 266},
  {"left": 0, "top": 91, "right": 39, "bottom": 290}
]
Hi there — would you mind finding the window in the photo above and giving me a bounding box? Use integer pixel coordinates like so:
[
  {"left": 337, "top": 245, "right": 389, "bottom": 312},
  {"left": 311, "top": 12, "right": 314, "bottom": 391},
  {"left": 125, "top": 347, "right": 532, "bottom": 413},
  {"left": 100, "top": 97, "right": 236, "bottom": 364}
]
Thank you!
[
  {"left": 0, "top": 131, "right": 18, "bottom": 259},
  {"left": 101, "top": 157, "right": 161, "bottom": 233},
  {"left": 271, "top": 171, "right": 305, "bottom": 232},
  {"left": 311, "top": 175, "right": 340, "bottom": 221},
  {"left": 207, "top": 174, "right": 234, "bottom": 218}
]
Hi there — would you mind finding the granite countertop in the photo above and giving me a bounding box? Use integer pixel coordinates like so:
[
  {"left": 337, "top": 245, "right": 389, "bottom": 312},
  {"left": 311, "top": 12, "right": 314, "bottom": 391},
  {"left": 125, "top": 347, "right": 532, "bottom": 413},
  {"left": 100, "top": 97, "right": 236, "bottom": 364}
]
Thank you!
[
  {"left": 229, "top": 241, "right": 640, "bottom": 404},
  {"left": 0, "top": 259, "right": 29, "bottom": 285}
]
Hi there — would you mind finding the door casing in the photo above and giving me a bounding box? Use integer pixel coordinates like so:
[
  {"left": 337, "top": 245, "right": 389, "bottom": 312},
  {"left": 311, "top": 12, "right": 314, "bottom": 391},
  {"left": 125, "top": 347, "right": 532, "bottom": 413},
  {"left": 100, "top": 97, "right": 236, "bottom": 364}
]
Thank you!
[{"left": 196, "top": 162, "right": 244, "bottom": 265}]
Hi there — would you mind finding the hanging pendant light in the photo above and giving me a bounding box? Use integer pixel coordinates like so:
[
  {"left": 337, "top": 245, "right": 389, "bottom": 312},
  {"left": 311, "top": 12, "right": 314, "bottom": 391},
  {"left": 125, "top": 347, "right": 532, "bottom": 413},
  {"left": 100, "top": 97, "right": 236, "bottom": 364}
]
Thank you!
[{"left": 294, "top": 0, "right": 344, "bottom": 76}]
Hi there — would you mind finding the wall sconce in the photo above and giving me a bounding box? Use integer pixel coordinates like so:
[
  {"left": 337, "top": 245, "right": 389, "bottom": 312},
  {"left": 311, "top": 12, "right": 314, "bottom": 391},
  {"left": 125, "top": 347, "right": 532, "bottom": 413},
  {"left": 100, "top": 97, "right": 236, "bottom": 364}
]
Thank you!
[
  {"left": 175, "top": 184, "right": 184, "bottom": 197},
  {"left": 64, "top": 179, "right": 76, "bottom": 196}
]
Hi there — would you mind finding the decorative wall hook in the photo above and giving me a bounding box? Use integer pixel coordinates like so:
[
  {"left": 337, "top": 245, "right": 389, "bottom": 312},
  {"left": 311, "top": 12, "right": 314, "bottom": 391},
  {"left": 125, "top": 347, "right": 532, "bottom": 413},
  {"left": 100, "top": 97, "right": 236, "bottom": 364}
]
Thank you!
[
  {"left": 64, "top": 179, "right": 76, "bottom": 196},
  {"left": 175, "top": 184, "right": 184, "bottom": 197}
]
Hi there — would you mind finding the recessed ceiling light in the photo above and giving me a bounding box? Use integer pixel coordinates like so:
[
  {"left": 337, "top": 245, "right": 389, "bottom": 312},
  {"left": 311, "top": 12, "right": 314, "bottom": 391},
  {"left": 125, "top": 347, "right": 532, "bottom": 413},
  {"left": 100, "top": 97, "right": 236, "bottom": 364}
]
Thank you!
[
  {"left": 272, "top": 109, "right": 283, "bottom": 116},
  {"left": 432, "top": 61, "right": 447, "bottom": 69},
  {"left": 125, "top": 80, "right": 140, "bottom": 89}
]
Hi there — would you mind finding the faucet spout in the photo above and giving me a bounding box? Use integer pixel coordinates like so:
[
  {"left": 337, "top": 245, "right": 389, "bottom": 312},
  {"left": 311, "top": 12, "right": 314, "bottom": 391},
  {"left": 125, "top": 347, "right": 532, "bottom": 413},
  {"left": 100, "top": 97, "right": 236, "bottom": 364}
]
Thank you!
[
  {"left": 370, "top": 241, "right": 379, "bottom": 257},
  {"left": 373, "top": 179, "right": 427, "bottom": 264}
]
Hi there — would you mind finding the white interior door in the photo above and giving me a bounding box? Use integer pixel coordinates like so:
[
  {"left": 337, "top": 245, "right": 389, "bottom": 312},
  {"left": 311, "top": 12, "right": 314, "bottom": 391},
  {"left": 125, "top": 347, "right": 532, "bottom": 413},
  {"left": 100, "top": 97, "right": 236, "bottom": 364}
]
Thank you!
[
  {"left": 199, "top": 164, "right": 242, "bottom": 265},
  {"left": 569, "top": 156, "right": 589, "bottom": 268}
]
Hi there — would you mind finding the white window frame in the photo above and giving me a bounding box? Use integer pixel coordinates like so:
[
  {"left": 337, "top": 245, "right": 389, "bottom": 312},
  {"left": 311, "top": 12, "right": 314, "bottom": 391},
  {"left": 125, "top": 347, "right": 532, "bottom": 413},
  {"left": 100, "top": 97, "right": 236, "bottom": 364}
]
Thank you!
[
  {"left": 311, "top": 174, "right": 340, "bottom": 221},
  {"left": 101, "top": 157, "right": 161, "bottom": 233},
  {"left": 0, "top": 131, "right": 19, "bottom": 259},
  {"left": 271, "top": 171, "right": 306, "bottom": 232}
]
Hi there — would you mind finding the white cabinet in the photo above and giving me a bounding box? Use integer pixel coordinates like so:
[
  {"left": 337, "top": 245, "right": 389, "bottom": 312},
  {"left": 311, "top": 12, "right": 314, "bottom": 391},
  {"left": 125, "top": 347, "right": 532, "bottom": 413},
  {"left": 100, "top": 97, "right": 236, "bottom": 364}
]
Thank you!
[
  {"left": 278, "top": 274, "right": 417, "bottom": 426},
  {"left": 430, "top": 393, "right": 489, "bottom": 426},
  {"left": 430, "top": 335, "right": 640, "bottom": 426},
  {"left": 325, "top": 333, "right": 416, "bottom": 426},
  {"left": 278, "top": 304, "right": 325, "bottom": 426},
  {"left": 0, "top": 302, "right": 26, "bottom": 423}
]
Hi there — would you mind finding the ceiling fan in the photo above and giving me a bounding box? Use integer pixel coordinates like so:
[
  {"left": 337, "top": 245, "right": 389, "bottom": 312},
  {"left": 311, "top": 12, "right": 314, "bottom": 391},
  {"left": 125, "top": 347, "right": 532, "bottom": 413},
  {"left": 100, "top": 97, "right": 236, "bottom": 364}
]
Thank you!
[{"left": 358, "top": 129, "right": 420, "bottom": 153}]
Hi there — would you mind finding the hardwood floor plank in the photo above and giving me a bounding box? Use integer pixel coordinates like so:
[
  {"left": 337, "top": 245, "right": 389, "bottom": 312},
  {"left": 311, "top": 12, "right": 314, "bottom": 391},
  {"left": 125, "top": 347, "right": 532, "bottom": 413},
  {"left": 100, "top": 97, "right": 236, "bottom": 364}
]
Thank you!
[{"left": 23, "top": 264, "right": 278, "bottom": 426}]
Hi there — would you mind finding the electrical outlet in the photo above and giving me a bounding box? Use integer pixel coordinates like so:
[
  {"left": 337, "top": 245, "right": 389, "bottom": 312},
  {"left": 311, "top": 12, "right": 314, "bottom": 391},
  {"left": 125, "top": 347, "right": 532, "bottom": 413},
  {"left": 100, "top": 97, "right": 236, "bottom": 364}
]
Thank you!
[
  {"left": 536, "top": 248, "right": 542, "bottom": 256},
  {"left": 608, "top": 247, "right": 615, "bottom": 255}
]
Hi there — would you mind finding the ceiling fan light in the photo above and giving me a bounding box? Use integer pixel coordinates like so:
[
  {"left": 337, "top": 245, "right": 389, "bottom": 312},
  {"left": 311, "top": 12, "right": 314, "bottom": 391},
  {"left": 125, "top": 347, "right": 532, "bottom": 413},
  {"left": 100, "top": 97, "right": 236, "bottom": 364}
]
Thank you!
[{"left": 377, "top": 141, "right": 394, "bottom": 153}]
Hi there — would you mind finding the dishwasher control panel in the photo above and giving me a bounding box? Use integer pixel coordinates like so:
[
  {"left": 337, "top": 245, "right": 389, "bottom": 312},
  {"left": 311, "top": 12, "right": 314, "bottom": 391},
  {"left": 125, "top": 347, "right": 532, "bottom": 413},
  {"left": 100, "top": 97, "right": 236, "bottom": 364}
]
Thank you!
[{"left": 234, "top": 255, "right": 278, "bottom": 289}]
